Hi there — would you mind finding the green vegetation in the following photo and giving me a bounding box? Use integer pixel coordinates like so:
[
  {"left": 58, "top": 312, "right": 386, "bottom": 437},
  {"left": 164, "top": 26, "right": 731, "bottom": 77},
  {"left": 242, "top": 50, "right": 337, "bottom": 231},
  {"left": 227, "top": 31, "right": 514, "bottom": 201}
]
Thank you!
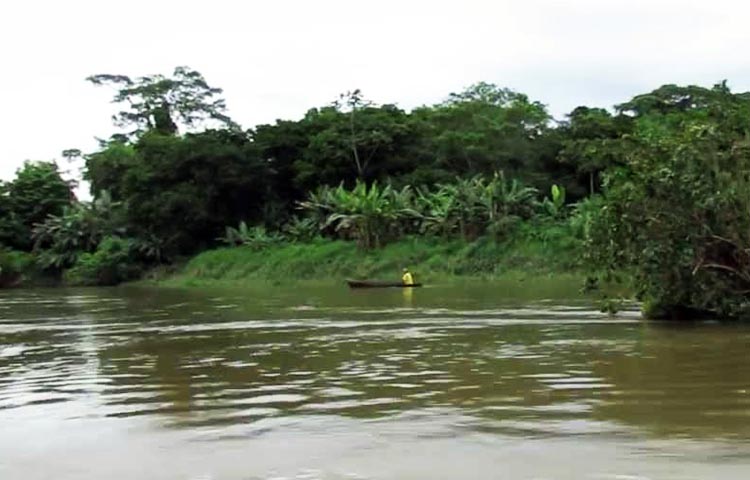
[
  {"left": 3, "top": 67, "right": 750, "bottom": 319},
  {"left": 63, "top": 236, "right": 141, "bottom": 286},
  {"left": 0, "top": 161, "right": 74, "bottom": 251},
  {"left": 168, "top": 224, "right": 582, "bottom": 287},
  {"left": 0, "top": 249, "right": 35, "bottom": 287},
  {"left": 587, "top": 83, "right": 750, "bottom": 319}
]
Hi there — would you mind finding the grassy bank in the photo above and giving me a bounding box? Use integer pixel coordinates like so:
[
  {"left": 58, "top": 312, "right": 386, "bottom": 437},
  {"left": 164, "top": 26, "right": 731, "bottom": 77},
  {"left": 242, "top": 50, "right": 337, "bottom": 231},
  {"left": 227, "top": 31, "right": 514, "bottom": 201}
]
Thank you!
[{"left": 160, "top": 220, "right": 584, "bottom": 287}]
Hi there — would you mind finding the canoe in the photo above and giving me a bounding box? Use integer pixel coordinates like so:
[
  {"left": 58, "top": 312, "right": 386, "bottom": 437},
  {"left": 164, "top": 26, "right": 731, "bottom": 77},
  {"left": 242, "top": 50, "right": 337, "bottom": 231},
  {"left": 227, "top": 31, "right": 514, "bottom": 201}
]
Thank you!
[{"left": 347, "top": 279, "right": 422, "bottom": 289}]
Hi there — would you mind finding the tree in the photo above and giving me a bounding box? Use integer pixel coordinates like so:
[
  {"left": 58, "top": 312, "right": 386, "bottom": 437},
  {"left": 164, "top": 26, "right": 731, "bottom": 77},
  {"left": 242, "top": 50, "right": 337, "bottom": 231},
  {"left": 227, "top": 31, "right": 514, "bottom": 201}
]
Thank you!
[
  {"left": 0, "top": 161, "right": 74, "bottom": 250},
  {"left": 86, "top": 130, "right": 275, "bottom": 257},
  {"left": 61, "top": 149, "right": 82, "bottom": 164},
  {"left": 0, "top": 181, "right": 24, "bottom": 249},
  {"left": 292, "top": 102, "right": 414, "bottom": 190},
  {"left": 557, "top": 107, "right": 632, "bottom": 196},
  {"left": 87, "top": 66, "right": 236, "bottom": 137},
  {"left": 587, "top": 83, "right": 750, "bottom": 319},
  {"left": 616, "top": 81, "right": 737, "bottom": 117},
  {"left": 252, "top": 118, "right": 316, "bottom": 211},
  {"left": 85, "top": 141, "right": 137, "bottom": 200},
  {"left": 336, "top": 89, "right": 378, "bottom": 179},
  {"left": 410, "top": 83, "right": 559, "bottom": 188}
]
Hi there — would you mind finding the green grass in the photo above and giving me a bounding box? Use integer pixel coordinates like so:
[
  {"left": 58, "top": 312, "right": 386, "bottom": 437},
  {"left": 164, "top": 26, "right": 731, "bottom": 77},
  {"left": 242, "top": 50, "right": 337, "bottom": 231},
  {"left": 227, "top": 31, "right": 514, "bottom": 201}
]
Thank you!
[{"left": 160, "top": 220, "right": 584, "bottom": 287}]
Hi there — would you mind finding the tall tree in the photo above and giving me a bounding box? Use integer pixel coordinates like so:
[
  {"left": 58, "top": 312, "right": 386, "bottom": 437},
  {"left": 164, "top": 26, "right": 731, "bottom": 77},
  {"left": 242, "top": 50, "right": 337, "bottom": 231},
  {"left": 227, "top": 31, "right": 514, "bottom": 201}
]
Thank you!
[
  {"left": 616, "top": 81, "right": 737, "bottom": 117},
  {"left": 331, "top": 90, "right": 413, "bottom": 181},
  {"left": 336, "top": 89, "right": 372, "bottom": 179},
  {"left": 412, "top": 83, "right": 554, "bottom": 181},
  {"left": 61, "top": 149, "right": 82, "bottom": 164},
  {"left": 87, "top": 66, "right": 236, "bottom": 137},
  {"left": 292, "top": 102, "right": 414, "bottom": 190},
  {"left": 252, "top": 119, "right": 311, "bottom": 210}
]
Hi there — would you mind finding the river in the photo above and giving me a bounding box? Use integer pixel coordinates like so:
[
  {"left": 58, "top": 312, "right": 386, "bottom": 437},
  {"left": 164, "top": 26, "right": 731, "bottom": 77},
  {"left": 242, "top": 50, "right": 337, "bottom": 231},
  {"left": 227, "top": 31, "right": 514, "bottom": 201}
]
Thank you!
[{"left": 1, "top": 282, "right": 749, "bottom": 479}]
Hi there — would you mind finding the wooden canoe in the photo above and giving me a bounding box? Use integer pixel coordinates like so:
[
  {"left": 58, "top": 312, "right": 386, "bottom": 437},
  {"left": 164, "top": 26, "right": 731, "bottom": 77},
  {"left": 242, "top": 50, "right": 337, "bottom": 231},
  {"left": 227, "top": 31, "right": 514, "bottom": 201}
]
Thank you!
[{"left": 346, "top": 279, "right": 422, "bottom": 289}]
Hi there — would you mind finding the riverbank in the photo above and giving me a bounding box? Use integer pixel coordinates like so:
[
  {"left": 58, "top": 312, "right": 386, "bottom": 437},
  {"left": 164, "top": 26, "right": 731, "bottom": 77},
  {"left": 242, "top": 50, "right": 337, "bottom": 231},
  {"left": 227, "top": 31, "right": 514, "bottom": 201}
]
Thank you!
[
  {"left": 158, "top": 222, "right": 584, "bottom": 288},
  {"left": 2, "top": 220, "right": 590, "bottom": 290}
]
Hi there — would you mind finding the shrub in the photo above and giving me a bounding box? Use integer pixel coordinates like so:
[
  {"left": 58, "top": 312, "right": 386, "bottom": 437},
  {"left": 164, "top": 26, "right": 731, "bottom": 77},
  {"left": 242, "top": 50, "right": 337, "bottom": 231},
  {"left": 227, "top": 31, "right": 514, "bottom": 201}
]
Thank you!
[
  {"left": 282, "top": 216, "right": 320, "bottom": 243},
  {"left": 0, "top": 249, "right": 34, "bottom": 286},
  {"left": 64, "top": 237, "right": 141, "bottom": 286},
  {"left": 218, "top": 222, "right": 283, "bottom": 250}
]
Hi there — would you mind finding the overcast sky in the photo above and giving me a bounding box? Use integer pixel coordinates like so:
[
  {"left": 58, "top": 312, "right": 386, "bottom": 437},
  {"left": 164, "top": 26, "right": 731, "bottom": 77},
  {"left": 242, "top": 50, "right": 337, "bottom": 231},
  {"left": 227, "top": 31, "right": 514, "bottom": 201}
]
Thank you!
[{"left": 2, "top": 0, "right": 750, "bottom": 192}]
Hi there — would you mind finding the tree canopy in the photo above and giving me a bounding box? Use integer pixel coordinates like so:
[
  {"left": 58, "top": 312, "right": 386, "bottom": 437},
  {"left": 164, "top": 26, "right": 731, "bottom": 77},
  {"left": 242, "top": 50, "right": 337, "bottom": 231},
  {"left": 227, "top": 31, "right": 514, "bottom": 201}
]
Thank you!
[
  {"left": 87, "top": 66, "right": 236, "bottom": 137},
  {"left": 0, "top": 161, "right": 74, "bottom": 250},
  {"left": 588, "top": 83, "right": 750, "bottom": 318}
]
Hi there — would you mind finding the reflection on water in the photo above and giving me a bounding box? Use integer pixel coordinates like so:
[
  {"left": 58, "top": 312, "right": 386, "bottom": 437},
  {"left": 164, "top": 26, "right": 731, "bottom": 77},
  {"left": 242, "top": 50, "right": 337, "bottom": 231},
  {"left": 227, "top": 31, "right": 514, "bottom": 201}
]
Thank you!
[{"left": 1, "top": 283, "right": 750, "bottom": 479}]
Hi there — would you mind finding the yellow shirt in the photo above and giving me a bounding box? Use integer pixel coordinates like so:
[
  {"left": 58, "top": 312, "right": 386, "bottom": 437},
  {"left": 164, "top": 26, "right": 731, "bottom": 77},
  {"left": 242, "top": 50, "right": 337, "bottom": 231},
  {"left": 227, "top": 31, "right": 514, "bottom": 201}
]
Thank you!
[{"left": 402, "top": 272, "right": 414, "bottom": 285}]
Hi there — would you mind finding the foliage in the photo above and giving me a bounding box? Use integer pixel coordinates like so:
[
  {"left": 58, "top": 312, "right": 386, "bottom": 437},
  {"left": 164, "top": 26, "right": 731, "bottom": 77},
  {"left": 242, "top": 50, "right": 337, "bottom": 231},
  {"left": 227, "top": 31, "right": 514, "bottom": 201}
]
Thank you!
[
  {"left": 587, "top": 82, "right": 750, "bottom": 319},
  {"left": 219, "top": 222, "right": 283, "bottom": 250},
  {"left": 557, "top": 107, "right": 631, "bottom": 196},
  {"left": 296, "top": 173, "right": 539, "bottom": 247},
  {"left": 567, "top": 195, "right": 604, "bottom": 240},
  {"left": 31, "top": 191, "right": 125, "bottom": 270},
  {"left": 0, "top": 161, "right": 74, "bottom": 250},
  {"left": 84, "top": 142, "right": 136, "bottom": 200},
  {"left": 299, "top": 181, "right": 419, "bottom": 249},
  {"left": 0, "top": 182, "right": 24, "bottom": 250},
  {"left": 87, "top": 66, "right": 235, "bottom": 137},
  {"left": 290, "top": 103, "right": 414, "bottom": 190},
  {"left": 541, "top": 184, "right": 567, "bottom": 218},
  {"left": 282, "top": 216, "right": 320, "bottom": 243},
  {"left": 0, "top": 249, "right": 34, "bottom": 286},
  {"left": 64, "top": 237, "right": 140, "bottom": 286},
  {"left": 78, "top": 69, "right": 587, "bottom": 259},
  {"left": 10, "top": 65, "right": 750, "bottom": 321},
  {"left": 86, "top": 129, "right": 276, "bottom": 257},
  {"left": 418, "top": 172, "right": 539, "bottom": 240},
  {"left": 409, "top": 83, "right": 563, "bottom": 188},
  {"left": 130, "top": 234, "right": 169, "bottom": 264}
]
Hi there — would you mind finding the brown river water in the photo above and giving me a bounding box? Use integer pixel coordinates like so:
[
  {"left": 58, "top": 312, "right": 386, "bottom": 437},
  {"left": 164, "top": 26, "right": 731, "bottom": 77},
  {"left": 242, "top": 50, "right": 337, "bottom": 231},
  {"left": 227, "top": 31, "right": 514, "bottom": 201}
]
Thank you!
[{"left": 1, "top": 281, "right": 749, "bottom": 479}]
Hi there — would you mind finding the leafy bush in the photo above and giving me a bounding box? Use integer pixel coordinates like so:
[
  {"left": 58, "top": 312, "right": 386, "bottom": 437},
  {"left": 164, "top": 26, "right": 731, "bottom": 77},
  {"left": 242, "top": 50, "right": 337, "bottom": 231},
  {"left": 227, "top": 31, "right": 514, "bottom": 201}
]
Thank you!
[
  {"left": 130, "top": 234, "right": 169, "bottom": 264},
  {"left": 0, "top": 249, "right": 34, "bottom": 286},
  {"left": 64, "top": 237, "right": 140, "bottom": 286},
  {"left": 568, "top": 195, "right": 603, "bottom": 239},
  {"left": 219, "top": 222, "right": 283, "bottom": 250},
  {"left": 32, "top": 191, "right": 126, "bottom": 271},
  {"left": 282, "top": 216, "right": 320, "bottom": 243},
  {"left": 417, "top": 173, "right": 538, "bottom": 240}
]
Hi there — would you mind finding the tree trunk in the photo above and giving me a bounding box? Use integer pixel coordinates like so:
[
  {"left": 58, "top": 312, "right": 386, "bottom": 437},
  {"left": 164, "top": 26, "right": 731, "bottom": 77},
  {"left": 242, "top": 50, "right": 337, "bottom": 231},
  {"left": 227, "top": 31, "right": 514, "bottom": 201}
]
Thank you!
[{"left": 350, "top": 109, "right": 363, "bottom": 178}]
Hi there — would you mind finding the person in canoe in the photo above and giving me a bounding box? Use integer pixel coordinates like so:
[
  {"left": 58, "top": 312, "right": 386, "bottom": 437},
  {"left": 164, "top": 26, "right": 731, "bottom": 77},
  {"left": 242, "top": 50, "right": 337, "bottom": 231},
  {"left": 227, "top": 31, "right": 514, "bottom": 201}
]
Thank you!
[{"left": 402, "top": 268, "right": 415, "bottom": 286}]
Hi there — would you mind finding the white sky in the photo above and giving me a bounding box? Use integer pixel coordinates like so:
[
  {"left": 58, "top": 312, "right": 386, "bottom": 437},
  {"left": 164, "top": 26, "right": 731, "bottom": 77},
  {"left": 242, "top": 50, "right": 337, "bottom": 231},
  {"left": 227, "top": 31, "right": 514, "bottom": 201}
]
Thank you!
[{"left": 2, "top": 0, "right": 750, "bottom": 193}]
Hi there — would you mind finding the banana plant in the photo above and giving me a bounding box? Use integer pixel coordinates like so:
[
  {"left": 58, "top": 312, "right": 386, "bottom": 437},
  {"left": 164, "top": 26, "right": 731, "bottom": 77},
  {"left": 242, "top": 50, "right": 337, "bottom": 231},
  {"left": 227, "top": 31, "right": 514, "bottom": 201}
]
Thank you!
[
  {"left": 542, "top": 184, "right": 567, "bottom": 218},
  {"left": 300, "top": 180, "right": 419, "bottom": 249},
  {"left": 219, "top": 222, "right": 282, "bottom": 250},
  {"left": 415, "top": 187, "right": 458, "bottom": 237}
]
